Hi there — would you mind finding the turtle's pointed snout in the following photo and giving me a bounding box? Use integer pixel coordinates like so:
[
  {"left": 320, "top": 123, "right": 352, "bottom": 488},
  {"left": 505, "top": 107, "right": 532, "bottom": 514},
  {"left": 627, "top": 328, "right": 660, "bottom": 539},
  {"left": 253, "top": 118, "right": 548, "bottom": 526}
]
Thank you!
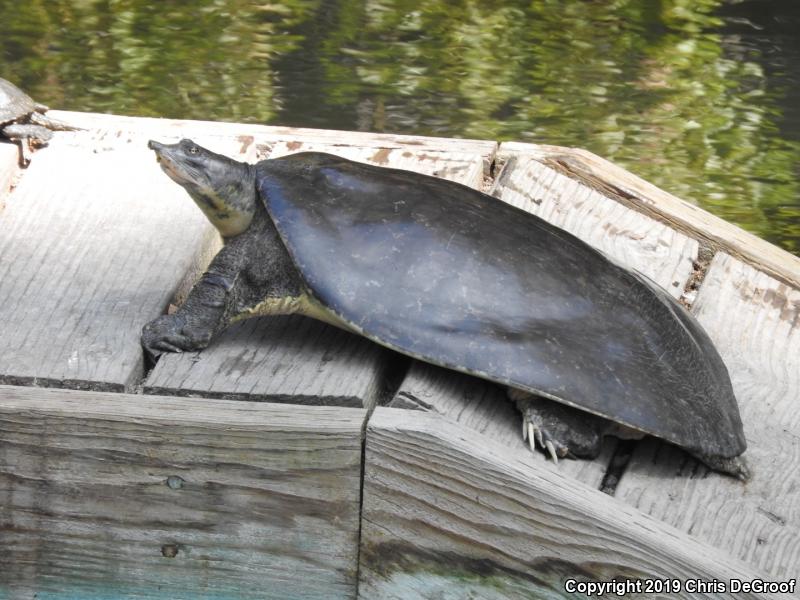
[{"left": 148, "top": 140, "right": 164, "bottom": 151}]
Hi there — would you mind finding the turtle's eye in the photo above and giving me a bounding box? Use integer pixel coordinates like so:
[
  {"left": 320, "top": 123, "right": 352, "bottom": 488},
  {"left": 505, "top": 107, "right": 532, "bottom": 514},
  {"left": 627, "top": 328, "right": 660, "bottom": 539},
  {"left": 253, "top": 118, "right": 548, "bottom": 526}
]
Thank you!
[{"left": 188, "top": 146, "right": 199, "bottom": 155}]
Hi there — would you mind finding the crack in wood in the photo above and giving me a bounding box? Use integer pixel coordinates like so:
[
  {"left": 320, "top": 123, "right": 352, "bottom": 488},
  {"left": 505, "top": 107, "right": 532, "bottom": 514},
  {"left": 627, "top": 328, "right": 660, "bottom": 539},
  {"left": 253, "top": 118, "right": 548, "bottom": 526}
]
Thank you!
[
  {"left": 680, "top": 243, "right": 716, "bottom": 309},
  {"left": 482, "top": 153, "right": 505, "bottom": 194},
  {"left": 487, "top": 154, "right": 513, "bottom": 197}
]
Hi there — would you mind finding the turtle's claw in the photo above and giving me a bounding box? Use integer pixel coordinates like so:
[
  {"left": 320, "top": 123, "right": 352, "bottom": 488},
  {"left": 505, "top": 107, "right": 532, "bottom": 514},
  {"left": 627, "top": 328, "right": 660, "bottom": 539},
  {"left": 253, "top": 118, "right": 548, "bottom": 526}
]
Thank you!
[
  {"left": 141, "top": 313, "right": 213, "bottom": 360},
  {"left": 545, "top": 440, "right": 559, "bottom": 464},
  {"left": 142, "top": 338, "right": 183, "bottom": 361},
  {"left": 520, "top": 410, "right": 561, "bottom": 463},
  {"left": 153, "top": 340, "right": 185, "bottom": 354},
  {"left": 513, "top": 391, "right": 596, "bottom": 463},
  {"left": 534, "top": 426, "right": 544, "bottom": 450}
]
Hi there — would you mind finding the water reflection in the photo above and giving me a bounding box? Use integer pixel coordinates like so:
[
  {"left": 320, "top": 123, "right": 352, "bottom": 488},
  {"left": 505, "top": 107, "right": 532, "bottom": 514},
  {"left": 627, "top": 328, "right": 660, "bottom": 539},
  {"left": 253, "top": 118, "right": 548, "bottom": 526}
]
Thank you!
[{"left": 1, "top": 0, "right": 798, "bottom": 254}]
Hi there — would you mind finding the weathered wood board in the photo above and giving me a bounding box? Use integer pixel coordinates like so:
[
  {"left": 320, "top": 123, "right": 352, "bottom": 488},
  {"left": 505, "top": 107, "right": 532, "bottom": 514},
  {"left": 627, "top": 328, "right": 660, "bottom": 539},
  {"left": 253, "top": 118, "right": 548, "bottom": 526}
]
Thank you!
[
  {"left": 615, "top": 253, "right": 800, "bottom": 580},
  {"left": 145, "top": 316, "right": 391, "bottom": 408},
  {"left": 145, "top": 142, "right": 491, "bottom": 407},
  {"left": 492, "top": 148, "right": 699, "bottom": 300},
  {"left": 0, "top": 384, "right": 366, "bottom": 600},
  {"left": 499, "top": 141, "right": 800, "bottom": 291},
  {"left": 359, "top": 408, "right": 777, "bottom": 599},
  {"left": 49, "top": 109, "right": 498, "bottom": 157},
  {"left": 0, "top": 133, "right": 223, "bottom": 391}
]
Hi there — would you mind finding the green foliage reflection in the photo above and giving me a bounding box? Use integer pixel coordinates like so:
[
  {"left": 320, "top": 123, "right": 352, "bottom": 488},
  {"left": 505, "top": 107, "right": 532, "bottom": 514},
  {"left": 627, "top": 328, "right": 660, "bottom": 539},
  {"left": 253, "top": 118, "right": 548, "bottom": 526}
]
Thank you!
[{"left": 1, "top": 0, "right": 797, "bottom": 253}]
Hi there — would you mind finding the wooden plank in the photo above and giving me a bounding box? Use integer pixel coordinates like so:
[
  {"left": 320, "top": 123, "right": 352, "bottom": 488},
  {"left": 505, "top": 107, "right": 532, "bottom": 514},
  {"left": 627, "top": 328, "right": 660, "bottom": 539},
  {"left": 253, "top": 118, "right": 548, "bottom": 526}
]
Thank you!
[
  {"left": 0, "top": 384, "right": 365, "bottom": 600},
  {"left": 268, "top": 141, "right": 488, "bottom": 189},
  {"left": 615, "top": 253, "right": 800, "bottom": 580},
  {"left": 499, "top": 141, "right": 800, "bottom": 290},
  {"left": 388, "top": 361, "right": 616, "bottom": 489},
  {"left": 359, "top": 408, "right": 778, "bottom": 599},
  {"left": 0, "top": 132, "right": 224, "bottom": 391},
  {"left": 145, "top": 143, "right": 490, "bottom": 407},
  {"left": 493, "top": 149, "right": 699, "bottom": 299},
  {"left": 0, "top": 141, "right": 19, "bottom": 203},
  {"left": 49, "top": 109, "right": 498, "bottom": 157},
  {"left": 145, "top": 316, "right": 391, "bottom": 409}
]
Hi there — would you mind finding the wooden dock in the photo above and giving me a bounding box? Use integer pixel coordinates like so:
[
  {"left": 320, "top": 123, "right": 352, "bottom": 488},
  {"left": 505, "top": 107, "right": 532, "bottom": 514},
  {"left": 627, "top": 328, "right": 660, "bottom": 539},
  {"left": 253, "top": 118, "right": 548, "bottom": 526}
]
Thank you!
[{"left": 0, "top": 112, "right": 798, "bottom": 599}]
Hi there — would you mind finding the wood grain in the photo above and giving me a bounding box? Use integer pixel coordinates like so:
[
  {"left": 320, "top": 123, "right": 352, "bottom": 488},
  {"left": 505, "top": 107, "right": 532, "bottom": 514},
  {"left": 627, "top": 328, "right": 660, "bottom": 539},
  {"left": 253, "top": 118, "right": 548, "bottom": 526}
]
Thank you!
[
  {"left": 492, "top": 150, "right": 699, "bottom": 299},
  {"left": 0, "top": 384, "right": 365, "bottom": 600},
  {"left": 359, "top": 408, "right": 776, "bottom": 599},
  {"left": 0, "top": 133, "right": 220, "bottom": 391},
  {"left": 145, "top": 316, "right": 391, "bottom": 409},
  {"left": 615, "top": 253, "right": 800, "bottom": 580},
  {"left": 499, "top": 142, "right": 800, "bottom": 290}
]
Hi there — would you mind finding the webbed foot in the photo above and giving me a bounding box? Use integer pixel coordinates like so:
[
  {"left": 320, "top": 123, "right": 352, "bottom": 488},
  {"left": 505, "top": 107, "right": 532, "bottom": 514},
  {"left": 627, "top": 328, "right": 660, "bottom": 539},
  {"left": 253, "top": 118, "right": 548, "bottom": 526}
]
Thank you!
[
  {"left": 141, "top": 313, "right": 214, "bottom": 359},
  {"left": 509, "top": 389, "right": 605, "bottom": 462}
]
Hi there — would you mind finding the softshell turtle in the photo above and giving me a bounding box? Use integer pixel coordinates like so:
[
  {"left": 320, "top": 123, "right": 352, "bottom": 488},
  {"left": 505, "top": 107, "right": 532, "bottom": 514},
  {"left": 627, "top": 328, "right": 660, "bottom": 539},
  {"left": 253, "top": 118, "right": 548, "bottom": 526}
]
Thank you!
[
  {"left": 143, "top": 139, "right": 749, "bottom": 480},
  {"left": 0, "top": 77, "right": 72, "bottom": 165}
]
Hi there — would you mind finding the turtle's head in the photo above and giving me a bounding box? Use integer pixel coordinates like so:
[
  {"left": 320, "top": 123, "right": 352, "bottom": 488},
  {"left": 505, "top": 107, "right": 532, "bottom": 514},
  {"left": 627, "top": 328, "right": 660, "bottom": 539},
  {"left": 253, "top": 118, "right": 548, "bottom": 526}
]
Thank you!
[{"left": 148, "top": 138, "right": 256, "bottom": 238}]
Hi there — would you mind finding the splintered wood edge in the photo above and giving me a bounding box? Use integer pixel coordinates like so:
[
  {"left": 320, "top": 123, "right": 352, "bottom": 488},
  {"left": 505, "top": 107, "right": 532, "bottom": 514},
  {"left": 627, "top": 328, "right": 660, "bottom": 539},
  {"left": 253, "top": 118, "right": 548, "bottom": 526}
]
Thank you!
[
  {"left": 0, "top": 385, "right": 367, "bottom": 433},
  {"left": 49, "top": 110, "right": 499, "bottom": 156},
  {"left": 362, "top": 408, "right": 775, "bottom": 597},
  {"left": 0, "top": 142, "right": 19, "bottom": 203},
  {"left": 498, "top": 142, "right": 800, "bottom": 291}
]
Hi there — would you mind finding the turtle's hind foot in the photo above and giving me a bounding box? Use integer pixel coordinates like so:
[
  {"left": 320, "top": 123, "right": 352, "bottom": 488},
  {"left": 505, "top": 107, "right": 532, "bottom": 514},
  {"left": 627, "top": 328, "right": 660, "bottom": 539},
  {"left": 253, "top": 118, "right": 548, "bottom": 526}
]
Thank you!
[{"left": 509, "top": 389, "right": 605, "bottom": 464}]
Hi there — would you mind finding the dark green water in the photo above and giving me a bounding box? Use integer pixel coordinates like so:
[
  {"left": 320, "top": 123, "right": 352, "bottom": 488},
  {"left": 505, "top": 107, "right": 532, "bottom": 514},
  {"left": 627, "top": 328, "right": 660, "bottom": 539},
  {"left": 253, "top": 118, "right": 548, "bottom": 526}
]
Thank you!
[{"left": 2, "top": 0, "right": 798, "bottom": 254}]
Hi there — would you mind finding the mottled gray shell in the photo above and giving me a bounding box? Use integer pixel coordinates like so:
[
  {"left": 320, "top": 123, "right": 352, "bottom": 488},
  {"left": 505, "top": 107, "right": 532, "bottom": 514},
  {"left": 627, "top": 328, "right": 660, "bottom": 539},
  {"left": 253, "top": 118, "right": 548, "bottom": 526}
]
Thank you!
[
  {"left": 0, "top": 78, "right": 38, "bottom": 125},
  {"left": 255, "top": 152, "right": 746, "bottom": 459}
]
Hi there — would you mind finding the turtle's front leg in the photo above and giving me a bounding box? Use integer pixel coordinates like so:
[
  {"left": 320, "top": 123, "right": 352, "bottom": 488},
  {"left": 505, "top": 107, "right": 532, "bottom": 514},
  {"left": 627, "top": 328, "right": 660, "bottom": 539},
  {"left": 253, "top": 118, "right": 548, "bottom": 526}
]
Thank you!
[
  {"left": 142, "top": 271, "right": 234, "bottom": 357},
  {"left": 142, "top": 236, "right": 253, "bottom": 359},
  {"left": 142, "top": 215, "right": 303, "bottom": 360}
]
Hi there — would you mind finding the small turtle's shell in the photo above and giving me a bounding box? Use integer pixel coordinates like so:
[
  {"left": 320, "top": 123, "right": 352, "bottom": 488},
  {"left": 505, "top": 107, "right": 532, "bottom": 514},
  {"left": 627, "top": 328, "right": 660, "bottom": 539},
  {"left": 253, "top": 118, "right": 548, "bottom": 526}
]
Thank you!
[
  {"left": 256, "top": 152, "right": 746, "bottom": 459},
  {"left": 0, "top": 78, "right": 38, "bottom": 125}
]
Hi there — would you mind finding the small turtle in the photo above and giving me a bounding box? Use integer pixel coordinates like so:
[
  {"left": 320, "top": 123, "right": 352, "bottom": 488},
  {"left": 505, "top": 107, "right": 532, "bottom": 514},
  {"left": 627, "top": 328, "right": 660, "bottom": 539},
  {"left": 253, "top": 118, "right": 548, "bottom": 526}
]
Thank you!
[
  {"left": 143, "top": 139, "right": 749, "bottom": 480},
  {"left": 0, "top": 77, "right": 73, "bottom": 165}
]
